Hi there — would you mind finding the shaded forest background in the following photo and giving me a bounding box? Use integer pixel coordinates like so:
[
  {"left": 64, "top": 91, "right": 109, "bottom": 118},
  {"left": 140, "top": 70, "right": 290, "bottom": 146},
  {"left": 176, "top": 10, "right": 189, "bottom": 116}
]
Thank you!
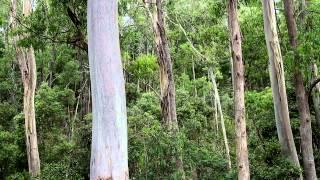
[{"left": 0, "top": 0, "right": 320, "bottom": 179}]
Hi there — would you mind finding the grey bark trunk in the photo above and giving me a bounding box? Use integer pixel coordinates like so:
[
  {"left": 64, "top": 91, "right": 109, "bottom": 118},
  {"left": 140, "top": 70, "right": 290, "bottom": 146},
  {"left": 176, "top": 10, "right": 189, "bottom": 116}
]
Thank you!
[
  {"left": 261, "top": 0, "right": 301, "bottom": 174},
  {"left": 227, "top": 0, "right": 250, "bottom": 178},
  {"left": 11, "top": 0, "right": 41, "bottom": 177},
  {"left": 87, "top": 0, "right": 129, "bottom": 179},
  {"left": 283, "top": 0, "right": 317, "bottom": 178}
]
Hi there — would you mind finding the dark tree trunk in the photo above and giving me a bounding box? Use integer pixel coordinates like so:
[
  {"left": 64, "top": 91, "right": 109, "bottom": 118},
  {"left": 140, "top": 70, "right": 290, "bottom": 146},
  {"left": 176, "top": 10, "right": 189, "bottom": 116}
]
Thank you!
[
  {"left": 144, "top": 0, "right": 184, "bottom": 177},
  {"left": 152, "top": 0, "right": 178, "bottom": 131}
]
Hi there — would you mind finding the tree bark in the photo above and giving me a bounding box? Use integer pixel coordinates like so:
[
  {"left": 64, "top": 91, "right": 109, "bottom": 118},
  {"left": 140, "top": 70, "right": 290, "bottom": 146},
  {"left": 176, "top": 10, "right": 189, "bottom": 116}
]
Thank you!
[
  {"left": 283, "top": 0, "right": 317, "bottom": 179},
  {"left": 144, "top": 0, "right": 184, "bottom": 177},
  {"left": 311, "top": 64, "right": 320, "bottom": 125},
  {"left": 261, "top": 0, "right": 301, "bottom": 174},
  {"left": 209, "top": 68, "right": 231, "bottom": 170},
  {"left": 87, "top": 0, "right": 129, "bottom": 179},
  {"left": 151, "top": 0, "right": 178, "bottom": 131},
  {"left": 227, "top": 0, "right": 250, "bottom": 179},
  {"left": 11, "top": 0, "right": 41, "bottom": 177}
]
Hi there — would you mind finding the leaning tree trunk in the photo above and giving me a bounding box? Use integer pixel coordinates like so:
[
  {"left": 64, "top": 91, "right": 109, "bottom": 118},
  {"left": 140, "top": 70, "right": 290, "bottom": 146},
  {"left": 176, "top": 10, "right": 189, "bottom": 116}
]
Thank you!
[
  {"left": 209, "top": 68, "right": 231, "bottom": 170},
  {"left": 312, "top": 64, "right": 320, "bottom": 125},
  {"left": 144, "top": 0, "right": 184, "bottom": 176},
  {"left": 261, "top": 0, "right": 301, "bottom": 175},
  {"left": 87, "top": 0, "right": 129, "bottom": 179},
  {"left": 227, "top": 0, "right": 250, "bottom": 179},
  {"left": 11, "top": 0, "right": 41, "bottom": 177},
  {"left": 283, "top": 0, "right": 317, "bottom": 178}
]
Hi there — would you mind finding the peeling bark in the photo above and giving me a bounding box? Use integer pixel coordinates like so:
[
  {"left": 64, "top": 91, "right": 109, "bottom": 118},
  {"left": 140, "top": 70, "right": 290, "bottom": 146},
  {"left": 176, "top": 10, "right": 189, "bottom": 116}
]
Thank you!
[
  {"left": 151, "top": 0, "right": 178, "bottom": 131},
  {"left": 11, "top": 0, "right": 41, "bottom": 177},
  {"left": 144, "top": 0, "right": 185, "bottom": 177}
]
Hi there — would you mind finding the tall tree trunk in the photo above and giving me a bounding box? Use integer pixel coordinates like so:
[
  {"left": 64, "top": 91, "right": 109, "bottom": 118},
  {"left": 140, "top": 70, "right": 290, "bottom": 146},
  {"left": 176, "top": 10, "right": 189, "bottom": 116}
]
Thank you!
[
  {"left": 151, "top": 0, "right": 178, "bottom": 130},
  {"left": 87, "top": 0, "right": 129, "bottom": 179},
  {"left": 144, "top": 0, "right": 184, "bottom": 177},
  {"left": 227, "top": 0, "right": 250, "bottom": 179},
  {"left": 11, "top": 0, "right": 41, "bottom": 177},
  {"left": 311, "top": 64, "right": 320, "bottom": 125},
  {"left": 209, "top": 68, "right": 231, "bottom": 169},
  {"left": 283, "top": 0, "right": 317, "bottom": 179},
  {"left": 261, "top": 0, "right": 301, "bottom": 174}
]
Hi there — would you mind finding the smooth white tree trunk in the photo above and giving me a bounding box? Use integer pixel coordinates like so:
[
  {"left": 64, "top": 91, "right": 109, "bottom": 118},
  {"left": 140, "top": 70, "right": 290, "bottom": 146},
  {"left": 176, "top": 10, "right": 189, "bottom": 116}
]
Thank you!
[
  {"left": 87, "top": 0, "right": 129, "bottom": 179},
  {"left": 261, "top": 0, "right": 301, "bottom": 175}
]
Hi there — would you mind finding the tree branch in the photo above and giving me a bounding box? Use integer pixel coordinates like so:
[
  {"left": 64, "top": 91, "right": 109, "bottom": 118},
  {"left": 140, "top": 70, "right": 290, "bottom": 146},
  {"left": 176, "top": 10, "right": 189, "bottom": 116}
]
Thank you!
[
  {"left": 307, "top": 76, "right": 320, "bottom": 99},
  {"left": 65, "top": 5, "right": 88, "bottom": 52}
]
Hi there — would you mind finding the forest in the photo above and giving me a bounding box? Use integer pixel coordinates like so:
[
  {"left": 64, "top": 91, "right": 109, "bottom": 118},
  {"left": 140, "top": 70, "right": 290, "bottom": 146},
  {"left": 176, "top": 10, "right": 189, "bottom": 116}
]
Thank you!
[{"left": 0, "top": 0, "right": 320, "bottom": 179}]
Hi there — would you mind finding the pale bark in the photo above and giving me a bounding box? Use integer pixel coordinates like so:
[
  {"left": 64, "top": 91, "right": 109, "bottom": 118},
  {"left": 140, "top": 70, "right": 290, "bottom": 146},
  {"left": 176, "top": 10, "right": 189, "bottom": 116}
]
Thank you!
[
  {"left": 261, "top": 0, "right": 301, "bottom": 174},
  {"left": 283, "top": 0, "right": 317, "bottom": 178},
  {"left": 209, "top": 68, "right": 231, "bottom": 170},
  {"left": 87, "top": 0, "right": 129, "bottom": 179},
  {"left": 312, "top": 64, "right": 320, "bottom": 125},
  {"left": 11, "top": 0, "right": 41, "bottom": 177},
  {"left": 227, "top": 0, "right": 250, "bottom": 178}
]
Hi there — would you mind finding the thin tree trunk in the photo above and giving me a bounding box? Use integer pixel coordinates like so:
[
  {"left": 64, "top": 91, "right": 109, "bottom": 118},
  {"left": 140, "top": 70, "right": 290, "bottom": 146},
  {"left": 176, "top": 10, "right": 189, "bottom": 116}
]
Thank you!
[
  {"left": 11, "top": 0, "right": 41, "bottom": 177},
  {"left": 311, "top": 64, "right": 320, "bottom": 125},
  {"left": 283, "top": 0, "right": 317, "bottom": 178},
  {"left": 87, "top": 0, "right": 129, "bottom": 179},
  {"left": 144, "top": 0, "right": 184, "bottom": 177},
  {"left": 209, "top": 68, "right": 231, "bottom": 169},
  {"left": 48, "top": 44, "right": 56, "bottom": 87},
  {"left": 192, "top": 57, "right": 197, "bottom": 97},
  {"left": 228, "top": 0, "right": 250, "bottom": 179},
  {"left": 261, "top": 0, "right": 301, "bottom": 175},
  {"left": 137, "top": 78, "right": 140, "bottom": 93},
  {"left": 229, "top": 43, "right": 235, "bottom": 92}
]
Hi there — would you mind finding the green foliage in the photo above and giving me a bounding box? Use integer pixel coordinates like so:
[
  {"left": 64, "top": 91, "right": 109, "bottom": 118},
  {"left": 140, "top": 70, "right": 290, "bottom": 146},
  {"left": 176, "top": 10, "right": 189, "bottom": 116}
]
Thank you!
[
  {"left": 246, "top": 88, "right": 302, "bottom": 179},
  {"left": 128, "top": 91, "right": 229, "bottom": 179},
  {"left": 130, "top": 54, "right": 158, "bottom": 79},
  {"left": 0, "top": 0, "right": 319, "bottom": 179}
]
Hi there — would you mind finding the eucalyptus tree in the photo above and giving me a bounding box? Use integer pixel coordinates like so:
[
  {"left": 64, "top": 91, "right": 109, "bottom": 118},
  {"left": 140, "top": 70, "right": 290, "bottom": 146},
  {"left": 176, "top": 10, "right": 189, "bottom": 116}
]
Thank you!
[
  {"left": 11, "top": 0, "right": 41, "bottom": 176},
  {"left": 283, "top": 0, "right": 317, "bottom": 178},
  {"left": 87, "top": 0, "right": 129, "bottom": 179},
  {"left": 143, "top": 0, "right": 184, "bottom": 176},
  {"left": 261, "top": 0, "right": 301, "bottom": 175},
  {"left": 227, "top": 0, "right": 250, "bottom": 178}
]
